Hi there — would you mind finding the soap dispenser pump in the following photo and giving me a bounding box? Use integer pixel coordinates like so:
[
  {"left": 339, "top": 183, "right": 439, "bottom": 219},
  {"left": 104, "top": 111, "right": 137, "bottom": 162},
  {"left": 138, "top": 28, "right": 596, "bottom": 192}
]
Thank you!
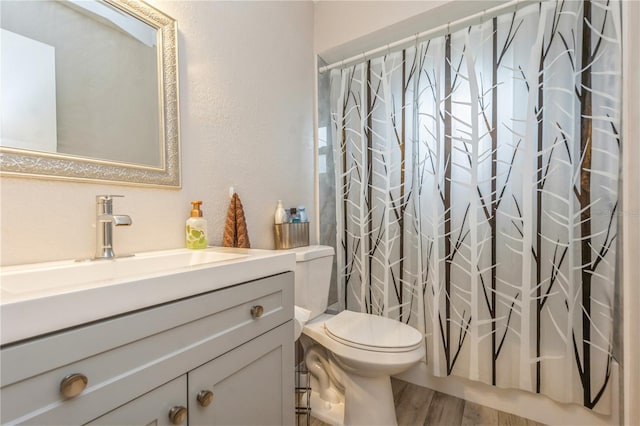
[{"left": 186, "top": 201, "right": 208, "bottom": 249}]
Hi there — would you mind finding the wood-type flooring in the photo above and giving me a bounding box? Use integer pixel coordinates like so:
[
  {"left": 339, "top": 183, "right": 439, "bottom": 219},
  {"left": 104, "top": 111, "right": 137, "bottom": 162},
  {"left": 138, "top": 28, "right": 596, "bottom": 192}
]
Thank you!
[{"left": 303, "top": 378, "right": 545, "bottom": 426}]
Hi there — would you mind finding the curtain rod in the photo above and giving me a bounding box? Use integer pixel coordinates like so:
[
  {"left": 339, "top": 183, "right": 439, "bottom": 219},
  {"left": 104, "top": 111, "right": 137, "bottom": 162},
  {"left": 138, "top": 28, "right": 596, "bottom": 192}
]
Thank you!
[{"left": 319, "top": 0, "right": 540, "bottom": 73}]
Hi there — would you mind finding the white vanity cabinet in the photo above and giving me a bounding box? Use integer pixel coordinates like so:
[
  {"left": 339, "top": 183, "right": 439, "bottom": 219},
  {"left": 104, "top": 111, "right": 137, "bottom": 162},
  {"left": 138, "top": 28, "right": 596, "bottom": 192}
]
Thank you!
[{"left": 0, "top": 272, "right": 295, "bottom": 426}]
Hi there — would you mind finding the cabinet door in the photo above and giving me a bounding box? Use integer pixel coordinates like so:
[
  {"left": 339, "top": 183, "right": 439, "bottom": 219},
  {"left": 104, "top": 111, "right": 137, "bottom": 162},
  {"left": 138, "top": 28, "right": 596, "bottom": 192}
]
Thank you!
[
  {"left": 188, "top": 321, "right": 294, "bottom": 426},
  {"left": 86, "top": 376, "right": 187, "bottom": 426}
]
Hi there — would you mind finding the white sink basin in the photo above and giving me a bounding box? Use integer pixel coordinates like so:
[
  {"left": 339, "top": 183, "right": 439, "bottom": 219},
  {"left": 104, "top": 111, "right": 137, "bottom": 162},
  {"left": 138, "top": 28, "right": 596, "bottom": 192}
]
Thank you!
[
  {"left": 1, "top": 248, "right": 247, "bottom": 297},
  {"left": 0, "top": 247, "right": 295, "bottom": 346}
]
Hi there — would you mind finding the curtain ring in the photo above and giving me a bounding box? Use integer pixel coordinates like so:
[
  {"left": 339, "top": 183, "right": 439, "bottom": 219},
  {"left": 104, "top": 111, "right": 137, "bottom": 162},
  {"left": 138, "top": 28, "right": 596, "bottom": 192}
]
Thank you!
[
  {"left": 361, "top": 52, "right": 366, "bottom": 62},
  {"left": 447, "top": 22, "right": 451, "bottom": 35}
]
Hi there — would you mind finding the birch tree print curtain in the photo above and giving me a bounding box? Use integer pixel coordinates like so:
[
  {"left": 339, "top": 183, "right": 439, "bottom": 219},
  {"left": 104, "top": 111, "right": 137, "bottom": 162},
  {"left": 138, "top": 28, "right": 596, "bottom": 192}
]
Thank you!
[{"left": 329, "top": 0, "right": 620, "bottom": 413}]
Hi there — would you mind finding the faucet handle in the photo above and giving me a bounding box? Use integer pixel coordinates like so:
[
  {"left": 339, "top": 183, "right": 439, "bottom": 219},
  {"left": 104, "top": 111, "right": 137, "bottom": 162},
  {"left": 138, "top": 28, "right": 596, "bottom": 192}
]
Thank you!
[
  {"left": 96, "top": 194, "right": 124, "bottom": 202},
  {"left": 96, "top": 195, "right": 125, "bottom": 215}
]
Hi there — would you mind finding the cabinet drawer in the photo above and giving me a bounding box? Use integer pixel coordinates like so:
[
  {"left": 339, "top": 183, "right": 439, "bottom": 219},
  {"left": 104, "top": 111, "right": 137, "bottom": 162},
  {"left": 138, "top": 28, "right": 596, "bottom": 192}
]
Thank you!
[{"left": 0, "top": 272, "right": 293, "bottom": 425}]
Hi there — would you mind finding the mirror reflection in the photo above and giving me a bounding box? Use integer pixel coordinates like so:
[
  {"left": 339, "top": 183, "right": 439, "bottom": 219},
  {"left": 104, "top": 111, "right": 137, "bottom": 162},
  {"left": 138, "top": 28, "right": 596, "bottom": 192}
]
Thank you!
[{"left": 1, "top": 0, "right": 161, "bottom": 168}]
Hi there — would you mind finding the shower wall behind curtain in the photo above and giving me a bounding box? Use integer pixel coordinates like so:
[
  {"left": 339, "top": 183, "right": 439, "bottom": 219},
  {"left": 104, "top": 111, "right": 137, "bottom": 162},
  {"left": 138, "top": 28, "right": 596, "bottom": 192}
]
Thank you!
[{"left": 328, "top": 0, "right": 620, "bottom": 413}]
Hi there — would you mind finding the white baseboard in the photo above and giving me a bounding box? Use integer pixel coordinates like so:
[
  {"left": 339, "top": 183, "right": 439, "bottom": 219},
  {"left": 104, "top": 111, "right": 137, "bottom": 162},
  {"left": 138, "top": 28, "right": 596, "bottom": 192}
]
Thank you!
[{"left": 394, "top": 361, "right": 620, "bottom": 426}]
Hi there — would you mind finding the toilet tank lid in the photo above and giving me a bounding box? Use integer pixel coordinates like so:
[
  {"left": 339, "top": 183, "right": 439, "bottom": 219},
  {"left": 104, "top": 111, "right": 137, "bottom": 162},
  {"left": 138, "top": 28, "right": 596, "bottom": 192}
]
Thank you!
[{"left": 290, "top": 245, "right": 335, "bottom": 261}]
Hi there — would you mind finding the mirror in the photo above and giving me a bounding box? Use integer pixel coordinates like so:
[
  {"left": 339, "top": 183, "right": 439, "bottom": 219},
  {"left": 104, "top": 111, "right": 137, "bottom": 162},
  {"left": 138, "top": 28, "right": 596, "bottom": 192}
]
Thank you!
[{"left": 0, "top": 0, "right": 180, "bottom": 187}]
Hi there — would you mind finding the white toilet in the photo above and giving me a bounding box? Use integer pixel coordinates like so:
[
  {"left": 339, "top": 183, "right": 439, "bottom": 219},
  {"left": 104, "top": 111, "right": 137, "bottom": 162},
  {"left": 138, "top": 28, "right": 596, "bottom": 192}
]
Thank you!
[{"left": 291, "top": 245, "right": 425, "bottom": 426}]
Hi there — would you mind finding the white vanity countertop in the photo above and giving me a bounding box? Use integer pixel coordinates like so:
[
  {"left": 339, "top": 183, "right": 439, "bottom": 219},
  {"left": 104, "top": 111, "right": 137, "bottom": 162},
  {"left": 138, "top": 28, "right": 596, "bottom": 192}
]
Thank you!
[{"left": 0, "top": 247, "right": 296, "bottom": 346}]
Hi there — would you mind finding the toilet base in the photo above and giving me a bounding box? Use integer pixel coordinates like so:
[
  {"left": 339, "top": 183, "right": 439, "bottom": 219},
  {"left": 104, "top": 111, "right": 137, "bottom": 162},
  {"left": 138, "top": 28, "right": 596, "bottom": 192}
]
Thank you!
[
  {"left": 341, "top": 374, "right": 397, "bottom": 426},
  {"left": 308, "top": 372, "right": 398, "bottom": 426},
  {"left": 309, "top": 389, "right": 344, "bottom": 426}
]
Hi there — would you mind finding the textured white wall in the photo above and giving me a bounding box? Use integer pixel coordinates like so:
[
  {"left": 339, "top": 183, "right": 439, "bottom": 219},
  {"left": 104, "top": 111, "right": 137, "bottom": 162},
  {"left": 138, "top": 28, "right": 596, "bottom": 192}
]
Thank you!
[
  {"left": 622, "top": 2, "right": 640, "bottom": 424},
  {"left": 313, "top": 1, "right": 505, "bottom": 60},
  {"left": 0, "top": 1, "right": 315, "bottom": 266},
  {"left": 313, "top": 1, "right": 446, "bottom": 55}
]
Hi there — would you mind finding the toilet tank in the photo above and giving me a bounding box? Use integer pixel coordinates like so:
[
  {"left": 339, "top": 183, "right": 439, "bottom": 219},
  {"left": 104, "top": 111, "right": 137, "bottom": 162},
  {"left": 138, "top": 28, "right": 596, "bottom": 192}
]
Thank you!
[{"left": 290, "top": 245, "right": 335, "bottom": 320}]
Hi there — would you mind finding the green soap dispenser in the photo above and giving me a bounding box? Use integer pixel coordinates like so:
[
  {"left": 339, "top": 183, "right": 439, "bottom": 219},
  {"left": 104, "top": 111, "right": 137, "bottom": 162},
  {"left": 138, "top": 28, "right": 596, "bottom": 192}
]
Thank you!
[{"left": 186, "top": 201, "right": 208, "bottom": 249}]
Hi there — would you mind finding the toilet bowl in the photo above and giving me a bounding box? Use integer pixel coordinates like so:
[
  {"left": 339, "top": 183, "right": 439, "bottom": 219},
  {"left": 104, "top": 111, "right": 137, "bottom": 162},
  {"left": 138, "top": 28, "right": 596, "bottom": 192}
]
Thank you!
[
  {"left": 302, "top": 312, "right": 425, "bottom": 425},
  {"left": 291, "top": 246, "right": 425, "bottom": 426}
]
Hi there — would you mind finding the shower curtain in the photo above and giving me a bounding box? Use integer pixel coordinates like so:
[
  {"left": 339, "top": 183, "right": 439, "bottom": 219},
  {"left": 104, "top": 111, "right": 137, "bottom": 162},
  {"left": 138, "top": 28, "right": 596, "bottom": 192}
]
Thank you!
[{"left": 328, "top": 0, "right": 620, "bottom": 413}]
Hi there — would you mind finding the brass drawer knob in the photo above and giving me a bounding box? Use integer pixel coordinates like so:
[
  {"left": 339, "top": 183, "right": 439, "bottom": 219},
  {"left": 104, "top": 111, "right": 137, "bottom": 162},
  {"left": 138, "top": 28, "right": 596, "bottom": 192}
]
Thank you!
[
  {"left": 197, "top": 389, "right": 214, "bottom": 407},
  {"left": 60, "top": 373, "right": 88, "bottom": 399},
  {"left": 250, "top": 305, "right": 264, "bottom": 319},
  {"left": 168, "top": 406, "right": 188, "bottom": 425}
]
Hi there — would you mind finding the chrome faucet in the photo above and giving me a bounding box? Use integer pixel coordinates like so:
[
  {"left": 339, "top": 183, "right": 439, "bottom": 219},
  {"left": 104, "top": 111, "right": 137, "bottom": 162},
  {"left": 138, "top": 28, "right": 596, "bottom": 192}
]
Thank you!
[{"left": 95, "top": 195, "right": 132, "bottom": 259}]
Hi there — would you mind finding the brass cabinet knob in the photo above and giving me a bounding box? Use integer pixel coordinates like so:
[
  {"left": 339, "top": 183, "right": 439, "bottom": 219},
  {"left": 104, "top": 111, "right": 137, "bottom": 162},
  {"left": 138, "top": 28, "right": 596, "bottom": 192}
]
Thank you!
[
  {"left": 197, "top": 389, "right": 214, "bottom": 407},
  {"left": 168, "top": 406, "right": 188, "bottom": 425},
  {"left": 250, "top": 305, "right": 264, "bottom": 319},
  {"left": 60, "top": 373, "right": 88, "bottom": 399}
]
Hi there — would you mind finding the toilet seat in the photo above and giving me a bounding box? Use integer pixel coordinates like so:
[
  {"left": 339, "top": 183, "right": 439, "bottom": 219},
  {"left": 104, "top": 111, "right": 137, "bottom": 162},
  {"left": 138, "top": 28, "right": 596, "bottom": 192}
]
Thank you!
[{"left": 323, "top": 310, "right": 423, "bottom": 353}]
